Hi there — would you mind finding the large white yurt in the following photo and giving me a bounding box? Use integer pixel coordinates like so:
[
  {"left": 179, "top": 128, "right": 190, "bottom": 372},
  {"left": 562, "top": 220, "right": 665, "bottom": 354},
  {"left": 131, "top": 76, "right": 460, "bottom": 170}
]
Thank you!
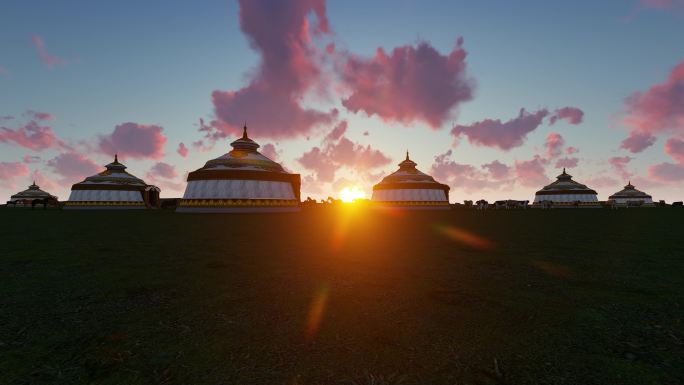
[
  {"left": 6, "top": 181, "right": 58, "bottom": 207},
  {"left": 608, "top": 181, "right": 654, "bottom": 206},
  {"left": 65, "top": 155, "right": 160, "bottom": 209},
  {"left": 533, "top": 168, "right": 599, "bottom": 207},
  {"left": 177, "top": 126, "right": 300, "bottom": 213},
  {"left": 371, "top": 152, "right": 450, "bottom": 209}
]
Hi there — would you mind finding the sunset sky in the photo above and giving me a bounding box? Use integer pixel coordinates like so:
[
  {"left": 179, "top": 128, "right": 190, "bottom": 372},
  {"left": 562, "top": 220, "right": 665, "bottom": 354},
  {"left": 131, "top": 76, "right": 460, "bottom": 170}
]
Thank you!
[{"left": 2, "top": 0, "right": 684, "bottom": 202}]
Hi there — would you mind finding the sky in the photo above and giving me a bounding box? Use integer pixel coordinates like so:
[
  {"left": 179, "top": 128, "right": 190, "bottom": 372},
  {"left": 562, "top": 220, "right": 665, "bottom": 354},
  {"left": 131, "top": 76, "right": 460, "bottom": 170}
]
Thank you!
[{"left": 2, "top": 0, "right": 684, "bottom": 202}]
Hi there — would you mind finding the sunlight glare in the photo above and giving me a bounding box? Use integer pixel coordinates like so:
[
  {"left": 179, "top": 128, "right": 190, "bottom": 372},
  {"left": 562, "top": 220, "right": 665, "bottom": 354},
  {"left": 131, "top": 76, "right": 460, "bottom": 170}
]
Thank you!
[
  {"left": 433, "top": 224, "right": 495, "bottom": 250},
  {"left": 339, "top": 186, "right": 366, "bottom": 203}
]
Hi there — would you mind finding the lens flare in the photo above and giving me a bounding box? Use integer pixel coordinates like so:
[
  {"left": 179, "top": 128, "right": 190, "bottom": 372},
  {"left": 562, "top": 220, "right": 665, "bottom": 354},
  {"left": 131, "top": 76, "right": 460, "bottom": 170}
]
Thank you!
[
  {"left": 531, "top": 260, "right": 574, "bottom": 279},
  {"left": 339, "top": 186, "right": 366, "bottom": 203},
  {"left": 304, "top": 283, "right": 329, "bottom": 341},
  {"left": 433, "top": 224, "right": 495, "bottom": 250}
]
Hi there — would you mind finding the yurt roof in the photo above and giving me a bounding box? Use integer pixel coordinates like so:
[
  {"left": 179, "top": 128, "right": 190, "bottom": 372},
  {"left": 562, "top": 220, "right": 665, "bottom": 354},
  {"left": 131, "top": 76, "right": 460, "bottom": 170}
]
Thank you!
[
  {"left": 535, "top": 168, "right": 597, "bottom": 195},
  {"left": 190, "top": 126, "right": 292, "bottom": 175},
  {"left": 373, "top": 151, "right": 449, "bottom": 190},
  {"left": 609, "top": 182, "right": 652, "bottom": 199},
  {"left": 72, "top": 155, "right": 148, "bottom": 188},
  {"left": 10, "top": 182, "right": 57, "bottom": 200}
]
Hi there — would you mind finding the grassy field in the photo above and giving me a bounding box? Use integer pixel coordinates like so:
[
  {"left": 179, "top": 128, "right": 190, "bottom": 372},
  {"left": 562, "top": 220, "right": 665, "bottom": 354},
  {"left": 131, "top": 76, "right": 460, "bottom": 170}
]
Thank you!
[{"left": 1, "top": 207, "right": 683, "bottom": 385}]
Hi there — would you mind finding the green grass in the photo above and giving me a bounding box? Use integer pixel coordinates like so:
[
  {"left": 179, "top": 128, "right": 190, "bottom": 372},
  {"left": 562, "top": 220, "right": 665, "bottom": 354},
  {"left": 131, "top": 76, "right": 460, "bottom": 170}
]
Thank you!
[{"left": 1, "top": 207, "right": 682, "bottom": 384}]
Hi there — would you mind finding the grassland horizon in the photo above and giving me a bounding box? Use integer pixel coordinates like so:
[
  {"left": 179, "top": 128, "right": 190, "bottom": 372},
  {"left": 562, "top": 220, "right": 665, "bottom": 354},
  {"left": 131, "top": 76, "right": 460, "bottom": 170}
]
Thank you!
[{"left": 1, "top": 207, "right": 682, "bottom": 384}]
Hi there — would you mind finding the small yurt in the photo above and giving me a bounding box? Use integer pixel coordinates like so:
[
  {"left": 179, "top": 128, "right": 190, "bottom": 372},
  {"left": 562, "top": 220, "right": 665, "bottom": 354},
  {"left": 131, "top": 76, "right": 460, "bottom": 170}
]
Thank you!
[
  {"left": 65, "top": 155, "right": 160, "bottom": 209},
  {"left": 371, "top": 152, "right": 450, "bottom": 209},
  {"left": 533, "top": 168, "right": 599, "bottom": 207},
  {"left": 608, "top": 181, "right": 654, "bottom": 206},
  {"left": 177, "top": 126, "right": 300, "bottom": 213},
  {"left": 7, "top": 181, "right": 58, "bottom": 207}
]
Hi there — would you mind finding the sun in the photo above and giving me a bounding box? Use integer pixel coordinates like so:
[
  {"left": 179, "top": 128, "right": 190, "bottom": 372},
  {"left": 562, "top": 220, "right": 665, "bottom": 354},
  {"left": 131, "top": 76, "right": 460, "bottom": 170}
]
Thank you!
[{"left": 339, "top": 186, "right": 366, "bottom": 203}]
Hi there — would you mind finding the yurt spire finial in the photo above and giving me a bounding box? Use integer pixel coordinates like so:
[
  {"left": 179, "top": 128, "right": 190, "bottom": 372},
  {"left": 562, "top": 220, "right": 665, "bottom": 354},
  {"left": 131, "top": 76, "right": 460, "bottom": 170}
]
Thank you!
[
  {"left": 406, "top": 149, "right": 409, "bottom": 160},
  {"left": 114, "top": 153, "right": 118, "bottom": 163},
  {"left": 243, "top": 122, "right": 248, "bottom": 139}
]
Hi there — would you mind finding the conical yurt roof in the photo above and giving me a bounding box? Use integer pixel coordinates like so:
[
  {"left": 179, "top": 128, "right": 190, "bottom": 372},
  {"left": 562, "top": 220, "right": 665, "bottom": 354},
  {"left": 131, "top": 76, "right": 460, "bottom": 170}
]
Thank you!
[
  {"left": 10, "top": 181, "right": 57, "bottom": 201},
  {"left": 371, "top": 151, "right": 450, "bottom": 207},
  {"left": 535, "top": 168, "right": 597, "bottom": 195},
  {"left": 609, "top": 181, "right": 652, "bottom": 200},
  {"left": 193, "top": 126, "right": 287, "bottom": 173},
  {"left": 72, "top": 155, "right": 148, "bottom": 188}
]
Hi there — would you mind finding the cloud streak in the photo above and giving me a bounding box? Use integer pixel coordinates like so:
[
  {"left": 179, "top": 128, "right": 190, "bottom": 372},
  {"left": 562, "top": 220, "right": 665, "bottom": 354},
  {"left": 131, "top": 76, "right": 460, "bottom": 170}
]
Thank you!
[
  {"left": 451, "top": 108, "right": 549, "bottom": 150},
  {"left": 549, "top": 107, "right": 584, "bottom": 125},
  {"left": 31, "top": 35, "right": 65, "bottom": 69}
]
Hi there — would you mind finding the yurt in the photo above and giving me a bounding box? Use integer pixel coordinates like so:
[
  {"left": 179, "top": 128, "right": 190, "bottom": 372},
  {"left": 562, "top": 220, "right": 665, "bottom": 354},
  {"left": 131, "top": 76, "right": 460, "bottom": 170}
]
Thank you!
[
  {"left": 533, "top": 168, "right": 599, "bottom": 207},
  {"left": 65, "top": 155, "right": 160, "bottom": 209},
  {"left": 608, "top": 181, "right": 654, "bottom": 206},
  {"left": 371, "top": 151, "right": 450, "bottom": 209},
  {"left": 177, "top": 126, "right": 300, "bottom": 213},
  {"left": 6, "top": 181, "right": 58, "bottom": 207}
]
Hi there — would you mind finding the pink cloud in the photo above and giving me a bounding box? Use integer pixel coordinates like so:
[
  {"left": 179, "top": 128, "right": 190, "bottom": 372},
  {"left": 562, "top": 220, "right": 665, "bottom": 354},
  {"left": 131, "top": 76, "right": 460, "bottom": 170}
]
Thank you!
[
  {"left": 621, "top": 59, "right": 684, "bottom": 150},
  {"left": 47, "top": 151, "right": 100, "bottom": 185},
  {"left": 31, "top": 35, "right": 65, "bottom": 69},
  {"left": 481, "top": 160, "right": 511, "bottom": 180},
  {"left": 177, "top": 142, "right": 189, "bottom": 158},
  {"left": 0, "top": 118, "right": 62, "bottom": 151},
  {"left": 514, "top": 156, "right": 549, "bottom": 187},
  {"left": 548, "top": 107, "right": 584, "bottom": 125},
  {"left": 208, "top": 0, "right": 336, "bottom": 140},
  {"left": 297, "top": 120, "right": 391, "bottom": 183},
  {"left": 328, "top": 137, "right": 391, "bottom": 169},
  {"left": 99, "top": 122, "right": 167, "bottom": 160},
  {"left": 341, "top": 39, "right": 474, "bottom": 128},
  {"left": 664, "top": 137, "right": 684, "bottom": 164},
  {"left": 545, "top": 132, "right": 565, "bottom": 159},
  {"left": 609, "top": 156, "right": 633, "bottom": 180},
  {"left": 451, "top": 108, "right": 549, "bottom": 150},
  {"left": 261, "top": 143, "right": 280, "bottom": 161},
  {"left": 298, "top": 146, "right": 336, "bottom": 182},
  {"left": 325, "top": 121, "right": 347, "bottom": 142},
  {"left": 648, "top": 162, "right": 684, "bottom": 181},
  {"left": 430, "top": 150, "right": 510, "bottom": 193},
  {"left": 144, "top": 166, "right": 185, "bottom": 193},
  {"left": 620, "top": 130, "right": 657, "bottom": 153},
  {"left": 146, "top": 162, "right": 178, "bottom": 181},
  {"left": 0, "top": 162, "right": 30, "bottom": 189},
  {"left": 540, "top": 132, "right": 580, "bottom": 168},
  {"left": 554, "top": 157, "right": 579, "bottom": 169}
]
